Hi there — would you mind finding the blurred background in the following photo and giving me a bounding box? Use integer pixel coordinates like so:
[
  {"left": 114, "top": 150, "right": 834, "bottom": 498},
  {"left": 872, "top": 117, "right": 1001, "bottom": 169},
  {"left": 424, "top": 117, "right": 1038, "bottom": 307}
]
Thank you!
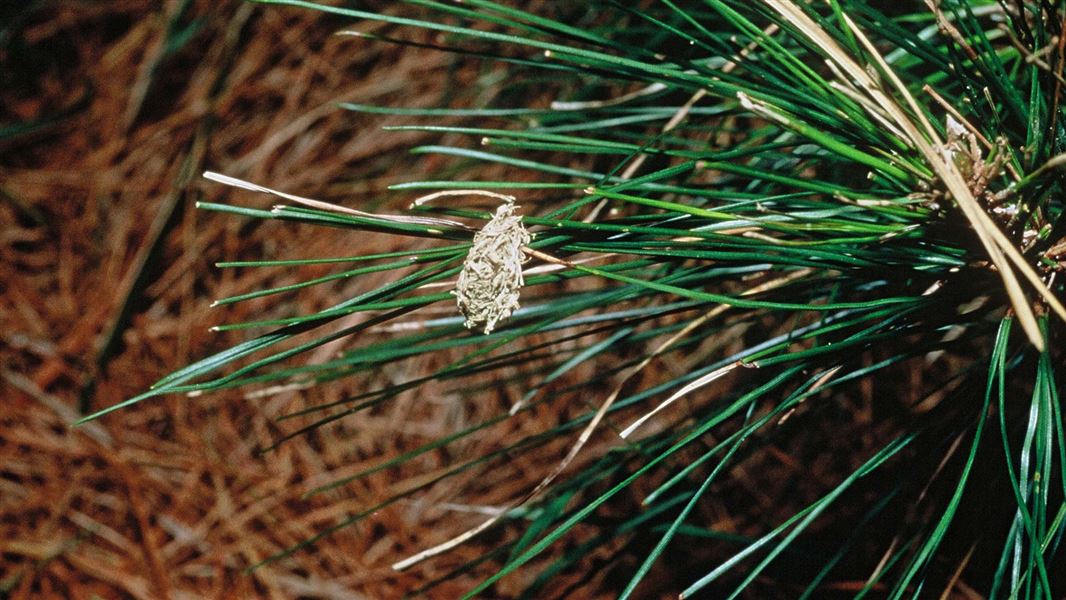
[{"left": 2, "top": 2, "right": 590, "bottom": 597}]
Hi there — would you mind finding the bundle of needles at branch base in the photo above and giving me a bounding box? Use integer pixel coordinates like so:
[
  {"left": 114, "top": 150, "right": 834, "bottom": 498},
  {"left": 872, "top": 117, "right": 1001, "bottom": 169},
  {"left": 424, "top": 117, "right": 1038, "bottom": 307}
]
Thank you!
[{"left": 80, "top": 0, "right": 1066, "bottom": 597}]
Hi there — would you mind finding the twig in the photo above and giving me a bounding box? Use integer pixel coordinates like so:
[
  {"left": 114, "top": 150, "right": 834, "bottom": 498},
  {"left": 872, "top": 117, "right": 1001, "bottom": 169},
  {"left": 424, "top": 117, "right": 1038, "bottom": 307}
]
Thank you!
[{"left": 764, "top": 0, "right": 1063, "bottom": 348}]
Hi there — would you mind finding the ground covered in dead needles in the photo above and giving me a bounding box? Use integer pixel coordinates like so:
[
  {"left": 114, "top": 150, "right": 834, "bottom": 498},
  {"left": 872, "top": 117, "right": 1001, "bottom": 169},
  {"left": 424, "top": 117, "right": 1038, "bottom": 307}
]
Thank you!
[{"left": 1, "top": 2, "right": 582, "bottom": 597}]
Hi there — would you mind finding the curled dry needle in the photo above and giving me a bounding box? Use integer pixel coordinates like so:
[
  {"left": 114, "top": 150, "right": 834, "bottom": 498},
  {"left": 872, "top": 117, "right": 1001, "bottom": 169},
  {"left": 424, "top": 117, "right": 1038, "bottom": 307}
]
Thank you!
[{"left": 201, "top": 171, "right": 472, "bottom": 231}]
